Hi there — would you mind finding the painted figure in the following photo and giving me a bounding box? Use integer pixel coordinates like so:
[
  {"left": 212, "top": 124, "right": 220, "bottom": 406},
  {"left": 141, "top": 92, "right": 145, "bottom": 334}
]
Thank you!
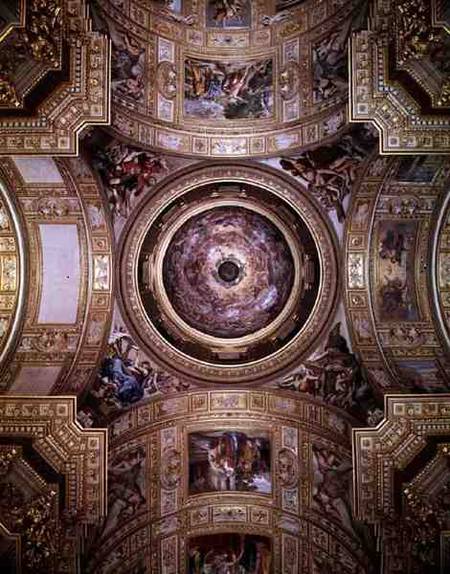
[
  {"left": 188, "top": 534, "right": 271, "bottom": 574},
  {"left": 280, "top": 127, "right": 376, "bottom": 221},
  {"left": 185, "top": 59, "right": 273, "bottom": 120},
  {"left": 83, "top": 333, "right": 190, "bottom": 423},
  {"left": 279, "top": 323, "right": 366, "bottom": 409},
  {"left": 102, "top": 447, "right": 146, "bottom": 538},
  {"left": 207, "top": 0, "right": 250, "bottom": 28},
  {"left": 377, "top": 222, "right": 418, "bottom": 321},
  {"left": 189, "top": 431, "right": 271, "bottom": 494},
  {"left": 94, "top": 143, "right": 168, "bottom": 217}
]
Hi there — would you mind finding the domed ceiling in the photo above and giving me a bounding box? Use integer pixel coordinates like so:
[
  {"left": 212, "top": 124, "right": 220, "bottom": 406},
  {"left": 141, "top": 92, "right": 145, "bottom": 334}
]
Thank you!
[
  {"left": 160, "top": 205, "right": 295, "bottom": 338},
  {"left": 0, "top": 1, "right": 450, "bottom": 574},
  {"left": 118, "top": 163, "right": 338, "bottom": 382}
]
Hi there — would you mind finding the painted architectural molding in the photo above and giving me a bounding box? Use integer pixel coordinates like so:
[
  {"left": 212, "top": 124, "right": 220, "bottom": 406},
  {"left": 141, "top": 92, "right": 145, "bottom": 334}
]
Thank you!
[
  {"left": 118, "top": 162, "right": 339, "bottom": 384},
  {"left": 0, "top": 157, "right": 114, "bottom": 396},
  {"left": 344, "top": 154, "right": 450, "bottom": 394},
  {"left": 83, "top": 389, "right": 374, "bottom": 574}
]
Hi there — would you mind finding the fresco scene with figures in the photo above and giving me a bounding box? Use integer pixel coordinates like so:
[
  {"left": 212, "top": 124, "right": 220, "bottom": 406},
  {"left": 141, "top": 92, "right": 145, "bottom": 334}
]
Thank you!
[
  {"left": 0, "top": 1, "right": 450, "bottom": 573},
  {"left": 206, "top": 0, "right": 251, "bottom": 28},
  {"left": 184, "top": 58, "right": 274, "bottom": 120},
  {"left": 189, "top": 430, "right": 271, "bottom": 494},
  {"left": 187, "top": 534, "right": 271, "bottom": 574}
]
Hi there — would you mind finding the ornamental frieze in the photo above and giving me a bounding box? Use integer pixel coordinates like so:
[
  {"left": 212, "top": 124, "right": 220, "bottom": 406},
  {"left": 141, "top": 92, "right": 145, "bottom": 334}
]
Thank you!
[
  {"left": 344, "top": 154, "right": 450, "bottom": 394},
  {"left": 0, "top": 156, "right": 114, "bottom": 396},
  {"left": 117, "top": 162, "right": 339, "bottom": 384},
  {"left": 83, "top": 389, "right": 375, "bottom": 574}
]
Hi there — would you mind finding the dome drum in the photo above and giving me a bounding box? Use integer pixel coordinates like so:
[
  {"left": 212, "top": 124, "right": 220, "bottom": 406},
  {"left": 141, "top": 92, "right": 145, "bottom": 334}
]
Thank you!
[{"left": 118, "top": 163, "right": 339, "bottom": 384}]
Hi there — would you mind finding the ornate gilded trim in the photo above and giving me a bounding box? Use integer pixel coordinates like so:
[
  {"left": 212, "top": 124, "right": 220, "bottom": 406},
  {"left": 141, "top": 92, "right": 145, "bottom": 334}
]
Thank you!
[{"left": 0, "top": 395, "right": 107, "bottom": 523}]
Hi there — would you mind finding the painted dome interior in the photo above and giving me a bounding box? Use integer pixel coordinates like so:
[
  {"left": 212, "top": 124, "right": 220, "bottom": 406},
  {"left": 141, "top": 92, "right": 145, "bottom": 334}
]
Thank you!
[{"left": 0, "top": 1, "right": 449, "bottom": 573}]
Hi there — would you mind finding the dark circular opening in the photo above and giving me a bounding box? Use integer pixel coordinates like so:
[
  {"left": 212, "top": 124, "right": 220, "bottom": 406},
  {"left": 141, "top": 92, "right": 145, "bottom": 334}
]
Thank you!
[{"left": 218, "top": 260, "right": 240, "bottom": 283}]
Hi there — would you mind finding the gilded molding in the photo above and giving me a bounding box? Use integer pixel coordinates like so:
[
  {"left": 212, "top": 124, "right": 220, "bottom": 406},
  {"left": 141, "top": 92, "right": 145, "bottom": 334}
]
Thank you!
[
  {"left": 350, "top": 0, "right": 450, "bottom": 154},
  {"left": 353, "top": 394, "right": 450, "bottom": 522},
  {"left": 93, "top": 0, "right": 354, "bottom": 157},
  {"left": 0, "top": 395, "right": 107, "bottom": 524},
  {"left": 118, "top": 162, "right": 339, "bottom": 384},
  {"left": 0, "top": 0, "right": 110, "bottom": 156},
  {"left": 0, "top": 171, "right": 26, "bottom": 376},
  {"left": 344, "top": 154, "right": 450, "bottom": 393},
  {"left": 0, "top": 157, "right": 114, "bottom": 396},
  {"left": 85, "top": 389, "right": 369, "bottom": 574}
]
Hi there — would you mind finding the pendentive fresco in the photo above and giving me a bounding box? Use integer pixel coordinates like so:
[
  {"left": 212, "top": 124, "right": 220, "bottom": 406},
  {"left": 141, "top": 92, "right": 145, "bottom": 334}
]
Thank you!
[{"left": 0, "top": 1, "right": 449, "bottom": 573}]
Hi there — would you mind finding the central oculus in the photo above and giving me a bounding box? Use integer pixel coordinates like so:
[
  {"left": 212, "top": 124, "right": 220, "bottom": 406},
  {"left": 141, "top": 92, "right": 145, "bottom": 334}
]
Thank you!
[
  {"left": 162, "top": 206, "right": 295, "bottom": 339},
  {"left": 217, "top": 260, "right": 241, "bottom": 283}
]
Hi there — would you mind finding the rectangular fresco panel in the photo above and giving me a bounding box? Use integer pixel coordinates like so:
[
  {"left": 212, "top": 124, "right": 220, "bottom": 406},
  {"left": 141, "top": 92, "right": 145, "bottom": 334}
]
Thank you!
[
  {"left": 206, "top": 0, "right": 251, "bottom": 28},
  {"left": 188, "top": 430, "right": 271, "bottom": 495},
  {"left": 184, "top": 58, "right": 273, "bottom": 120},
  {"left": 187, "top": 533, "right": 272, "bottom": 573},
  {"left": 376, "top": 221, "right": 419, "bottom": 322}
]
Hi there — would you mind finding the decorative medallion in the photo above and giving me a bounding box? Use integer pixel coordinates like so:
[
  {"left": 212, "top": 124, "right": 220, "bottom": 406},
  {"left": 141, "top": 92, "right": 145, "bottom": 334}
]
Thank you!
[
  {"left": 118, "top": 163, "right": 338, "bottom": 384},
  {"left": 277, "top": 447, "right": 298, "bottom": 489}
]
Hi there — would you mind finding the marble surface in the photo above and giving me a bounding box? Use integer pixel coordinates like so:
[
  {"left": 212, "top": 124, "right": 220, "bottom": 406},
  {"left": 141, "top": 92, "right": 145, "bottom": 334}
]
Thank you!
[{"left": 163, "top": 206, "right": 294, "bottom": 338}]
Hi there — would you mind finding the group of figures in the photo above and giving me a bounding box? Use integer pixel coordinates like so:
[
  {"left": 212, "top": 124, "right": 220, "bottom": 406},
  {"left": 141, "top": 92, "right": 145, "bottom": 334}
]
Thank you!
[
  {"left": 189, "top": 431, "right": 271, "bottom": 495},
  {"left": 312, "top": 25, "right": 350, "bottom": 103},
  {"left": 206, "top": 0, "right": 250, "bottom": 27},
  {"left": 80, "top": 333, "right": 190, "bottom": 425},
  {"left": 188, "top": 534, "right": 271, "bottom": 574},
  {"left": 92, "top": 141, "right": 168, "bottom": 218},
  {"left": 278, "top": 323, "right": 380, "bottom": 424},
  {"left": 280, "top": 125, "right": 376, "bottom": 222},
  {"left": 110, "top": 26, "right": 145, "bottom": 103},
  {"left": 377, "top": 221, "right": 419, "bottom": 321},
  {"left": 184, "top": 59, "right": 273, "bottom": 120}
]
